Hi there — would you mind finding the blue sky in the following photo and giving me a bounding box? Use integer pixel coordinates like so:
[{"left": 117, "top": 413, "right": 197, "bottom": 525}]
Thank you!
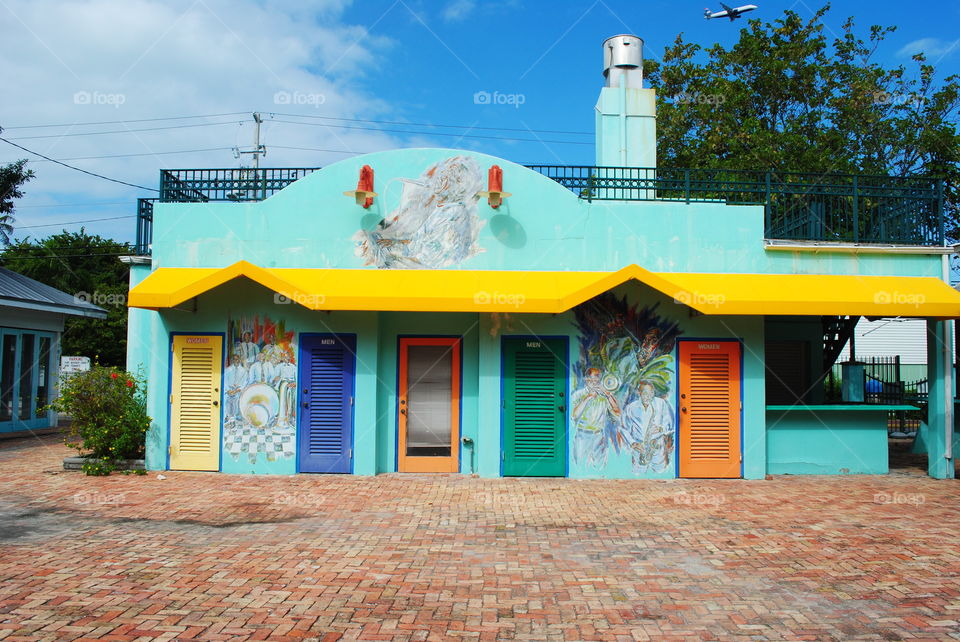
[{"left": 2, "top": 0, "right": 958, "bottom": 245}]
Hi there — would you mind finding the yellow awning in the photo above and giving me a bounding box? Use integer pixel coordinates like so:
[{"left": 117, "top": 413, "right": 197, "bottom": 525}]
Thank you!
[{"left": 128, "top": 261, "right": 960, "bottom": 318}]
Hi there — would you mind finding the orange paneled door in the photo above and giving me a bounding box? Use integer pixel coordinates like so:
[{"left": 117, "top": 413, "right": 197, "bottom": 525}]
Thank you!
[
  {"left": 398, "top": 337, "right": 461, "bottom": 473},
  {"left": 678, "top": 340, "right": 741, "bottom": 478}
]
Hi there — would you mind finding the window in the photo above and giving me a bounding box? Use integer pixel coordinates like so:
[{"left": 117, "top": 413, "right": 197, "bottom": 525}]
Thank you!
[
  {"left": 18, "top": 333, "right": 35, "bottom": 420},
  {"left": 765, "top": 340, "right": 811, "bottom": 404},
  {"left": 0, "top": 334, "right": 15, "bottom": 422},
  {"left": 36, "top": 337, "right": 51, "bottom": 411}
]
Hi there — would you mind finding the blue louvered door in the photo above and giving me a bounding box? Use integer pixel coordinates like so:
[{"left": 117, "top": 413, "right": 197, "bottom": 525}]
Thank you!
[{"left": 298, "top": 334, "right": 355, "bottom": 473}]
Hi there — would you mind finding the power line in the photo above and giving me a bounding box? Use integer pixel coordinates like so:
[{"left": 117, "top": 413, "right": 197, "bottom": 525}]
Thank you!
[
  {"left": 268, "top": 112, "right": 593, "bottom": 136},
  {"left": 2, "top": 112, "right": 249, "bottom": 130},
  {"left": 5, "top": 110, "right": 593, "bottom": 137},
  {"left": 7, "top": 121, "right": 243, "bottom": 141},
  {"left": 271, "top": 119, "right": 593, "bottom": 145},
  {"left": 0, "top": 137, "right": 158, "bottom": 192},
  {"left": 272, "top": 145, "right": 363, "bottom": 155},
  {"left": 22, "top": 147, "right": 234, "bottom": 163},
  {"left": 18, "top": 201, "right": 128, "bottom": 208},
  {"left": 17, "top": 215, "right": 135, "bottom": 229}
]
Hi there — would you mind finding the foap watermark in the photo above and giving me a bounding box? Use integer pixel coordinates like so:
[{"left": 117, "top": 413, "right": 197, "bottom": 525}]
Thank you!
[
  {"left": 873, "top": 291, "right": 925, "bottom": 308},
  {"left": 273, "top": 90, "right": 326, "bottom": 108},
  {"left": 473, "top": 90, "right": 526, "bottom": 108},
  {"left": 873, "top": 491, "right": 925, "bottom": 506},
  {"left": 274, "top": 492, "right": 326, "bottom": 508},
  {"left": 73, "top": 491, "right": 126, "bottom": 505},
  {"left": 74, "top": 291, "right": 126, "bottom": 306},
  {"left": 674, "top": 91, "right": 726, "bottom": 106},
  {"left": 673, "top": 491, "right": 726, "bottom": 507},
  {"left": 873, "top": 91, "right": 926, "bottom": 108},
  {"left": 673, "top": 290, "right": 726, "bottom": 309},
  {"left": 274, "top": 292, "right": 326, "bottom": 307},
  {"left": 73, "top": 90, "right": 126, "bottom": 108},
  {"left": 473, "top": 290, "right": 526, "bottom": 308}
]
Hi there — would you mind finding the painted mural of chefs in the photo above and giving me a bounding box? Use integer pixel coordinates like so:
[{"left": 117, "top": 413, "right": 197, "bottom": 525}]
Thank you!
[
  {"left": 623, "top": 381, "right": 675, "bottom": 473},
  {"left": 571, "top": 367, "right": 622, "bottom": 468},
  {"left": 223, "top": 353, "right": 246, "bottom": 422}
]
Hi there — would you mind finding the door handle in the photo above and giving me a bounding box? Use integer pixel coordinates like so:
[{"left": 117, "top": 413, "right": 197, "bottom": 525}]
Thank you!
[
  {"left": 681, "top": 407, "right": 687, "bottom": 413},
  {"left": 400, "top": 408, "right": 406, "bottom": 415},
  {"left": 212, "top": 400, "right": 219, "bottom": 407},
  {"left": 558, "top": 405, "right": 565, "bottom": 412},
  {"left": 302, "top": 402, "right": 309, "bottom": 408}
]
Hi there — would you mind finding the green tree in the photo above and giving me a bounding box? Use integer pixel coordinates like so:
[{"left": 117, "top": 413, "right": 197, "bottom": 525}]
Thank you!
[
  {"left": 0, "top": 230, "right": 130, "bottom": 366},
  {"left": 0, "top": 156, "right": 34, "bottom": 245},
  {"left": 643, "top": 2, "right": 960, "bottom": 237}
]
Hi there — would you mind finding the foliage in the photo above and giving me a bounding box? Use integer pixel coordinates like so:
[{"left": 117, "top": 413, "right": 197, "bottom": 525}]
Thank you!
[
  {"left": 51, "top": 365, "right": 150, "bottom": 471},
  {"left": 0, "top": 230, "right": 131, "bottom": 366},
  {"left": 0, "top": 154, "right": 34, "bottom": 246},
  {"left": 643, "top": 2, "right": 960, "bottom": 238},
  {"left": 81, "top": 459, "right": 115, "bottom": 476}
]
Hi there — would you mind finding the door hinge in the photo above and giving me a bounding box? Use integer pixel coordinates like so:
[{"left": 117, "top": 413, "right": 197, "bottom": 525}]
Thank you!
[
  {"left": 501, "top": 451, "right": 505, "bottom": 461},
  {"left": 169, "top": 394, "right": 173, "bottom": 404},
  {"left": 348, "top": 448, "right": 353, "bottom": 459},
  {"left": 349, "top": 396, "right": 354, "bottom": 406},
  {"left": 168, "top": 445, "right": 172, "bottom": 455}
]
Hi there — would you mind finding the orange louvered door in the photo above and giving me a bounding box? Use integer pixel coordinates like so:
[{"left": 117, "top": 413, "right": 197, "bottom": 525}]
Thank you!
[{"left": 679, "top": 341, "right": 741, "bottom": 478}]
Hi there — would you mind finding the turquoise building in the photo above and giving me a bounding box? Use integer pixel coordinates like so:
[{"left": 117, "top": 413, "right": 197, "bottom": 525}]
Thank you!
[{"left": 126, "top": 36, "right": 959, "bottom": 480}]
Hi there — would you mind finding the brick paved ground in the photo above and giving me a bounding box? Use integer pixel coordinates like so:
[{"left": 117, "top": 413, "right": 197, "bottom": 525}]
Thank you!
[{"left": 0, "top": 435, "right": 958, "bottom": 641}]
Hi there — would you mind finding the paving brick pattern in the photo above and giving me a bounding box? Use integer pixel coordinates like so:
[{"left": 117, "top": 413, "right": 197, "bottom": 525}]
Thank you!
[{"left": 0, "top": 435, "right": 958, "bottom": 641}]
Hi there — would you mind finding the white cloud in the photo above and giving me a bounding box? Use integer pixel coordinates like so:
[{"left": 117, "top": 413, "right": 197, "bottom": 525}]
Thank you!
[
  {"left": 442, "top": 0, "right": 475, "bottom": 22},
  {"left": 0, "top": 0, "right": 406, "bottom": 241},
  {"left": 897, "top": 37, "right": 960, "bottom": 61}
]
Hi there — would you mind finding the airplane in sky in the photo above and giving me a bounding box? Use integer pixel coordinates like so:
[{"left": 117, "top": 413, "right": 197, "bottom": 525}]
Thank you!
[{"left": 704, "top": 3, "right": 758, "bottom": 20}]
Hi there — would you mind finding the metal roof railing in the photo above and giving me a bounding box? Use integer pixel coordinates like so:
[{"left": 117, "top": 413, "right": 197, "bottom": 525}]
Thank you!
[{"left": 132, "top": 165, "right": 945, "bottom": 255}]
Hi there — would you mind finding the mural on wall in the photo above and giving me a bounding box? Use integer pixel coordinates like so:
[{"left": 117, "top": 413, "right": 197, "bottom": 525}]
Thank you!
[
  {"left": 223, "top": 315, "right": 297, "bottom": 464},
  {"left": 571, "top": 293, "right": 681, "bottom": 475},
  {"left": 353, "top": 155, "right": 485, "bottom": 268}
]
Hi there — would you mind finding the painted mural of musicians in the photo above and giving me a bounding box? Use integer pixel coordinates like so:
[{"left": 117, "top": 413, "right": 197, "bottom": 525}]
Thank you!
[
  {"left": 223, "top": 353, "right": 247, "bottom": 423},
  {"left": 571, "top": 367, "right": 622, "bottom": 468},
  {"left": 248, "top": 351, "right": 275, "bottom": 386},
  {"left": 237, "top": 331, "right": 260, "bottom": 366},
  {"left": 622, "top": 381, "right": 675, "bottom": 473},
  {"left": 274, "top": 350, "right": 297, "bottom": 428}
]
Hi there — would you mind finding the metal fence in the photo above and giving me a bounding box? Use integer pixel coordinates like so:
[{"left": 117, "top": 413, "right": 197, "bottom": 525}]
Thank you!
[
  {"left": 159, "top": 167, "right": 319, "bottom": 202},
  {"left": 526, "top": 165, "right": 944, "bottom": 246},
  {"left": 135, "top": 198, "right": 155, "bottom": 256},
  {"left": 133, "top": 165, "right": 944, "bottom": 254}
]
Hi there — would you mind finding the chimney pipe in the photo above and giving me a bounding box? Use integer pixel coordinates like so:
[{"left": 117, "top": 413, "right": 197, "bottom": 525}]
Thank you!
[
  {"left": 602, "top": 35, "right": 644, "bottom": 89},
  {"left": 595, "top": 34, "right": 656, "bottom": 169}
]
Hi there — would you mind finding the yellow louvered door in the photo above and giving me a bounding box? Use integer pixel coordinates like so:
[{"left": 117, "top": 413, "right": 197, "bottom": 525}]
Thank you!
[
  {"left": 679, "top": 341, "right": 741, "bottom": 478},
  {"left": 170, "top": 335, "right": 222, "bottom": 471}
]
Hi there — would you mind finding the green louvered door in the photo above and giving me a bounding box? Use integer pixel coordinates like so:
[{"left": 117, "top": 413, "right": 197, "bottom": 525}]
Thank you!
[{"left": 503, "top": 337, "right": 567, "bottom": 477}]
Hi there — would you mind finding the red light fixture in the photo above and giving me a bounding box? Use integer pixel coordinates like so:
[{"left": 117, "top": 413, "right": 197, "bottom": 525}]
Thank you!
[
  {"left": 344, "top": 164, "right": 377, "bottom": 208},
  {"left": 477, "top": 165, "right": 511, "bottom": 209}
]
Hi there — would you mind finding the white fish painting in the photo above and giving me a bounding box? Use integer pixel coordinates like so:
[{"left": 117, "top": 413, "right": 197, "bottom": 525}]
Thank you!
[{"left": 354, "top": 156, "right": 485, "bottom": 268}]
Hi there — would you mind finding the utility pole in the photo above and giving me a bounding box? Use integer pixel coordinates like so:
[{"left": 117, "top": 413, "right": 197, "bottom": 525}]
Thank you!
[{"left": 234, "top": 112, "right": 266, "bottom": 169}]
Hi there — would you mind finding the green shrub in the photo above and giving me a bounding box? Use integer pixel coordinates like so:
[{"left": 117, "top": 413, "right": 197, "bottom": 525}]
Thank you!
[
  {"left": 50, "top": 366, "right": 151, "bottom": 471},
  {"left": 81, "top": 459, "right": 114, "bottom": 476}
]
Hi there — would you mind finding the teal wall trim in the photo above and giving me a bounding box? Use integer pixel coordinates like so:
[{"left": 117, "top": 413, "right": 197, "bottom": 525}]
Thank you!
[
  {"left": 766, "top": 408, "right": 890, "bottom": 474},
  {"left": 925, "top": 319, "right": 955, "bottom": 479},
  {"left": 149, "top": 148, "right": 942, "bottom": 278}
]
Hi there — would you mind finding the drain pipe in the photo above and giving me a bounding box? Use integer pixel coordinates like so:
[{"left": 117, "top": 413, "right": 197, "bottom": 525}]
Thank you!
[
  {"left": 462, "top": 436, "right": 475, "bottom": 474},
  {"left": 942, "top": 252, "right": 954, "bottom": 461}
]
